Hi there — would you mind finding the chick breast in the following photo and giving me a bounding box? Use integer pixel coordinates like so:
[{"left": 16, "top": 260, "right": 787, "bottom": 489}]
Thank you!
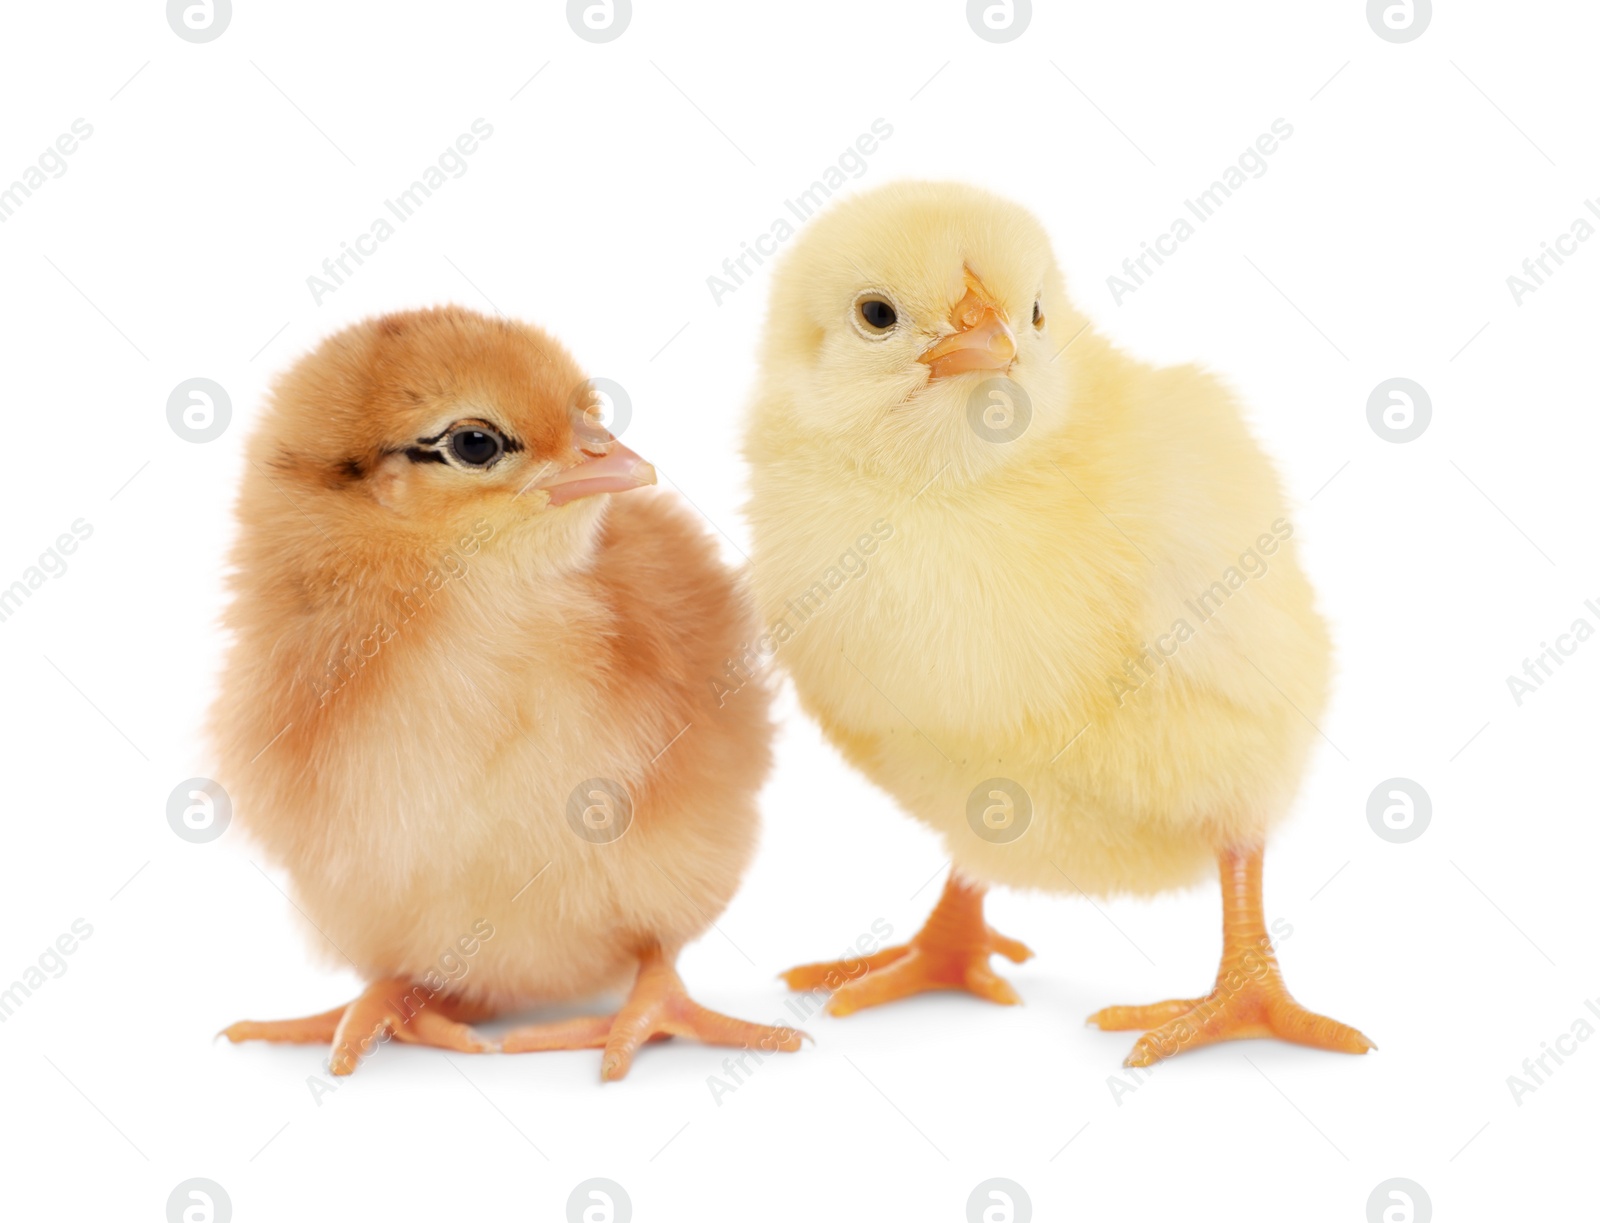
[
  {"left": 747, "top": 340, "right": 1329, "bottom": 898},
  {"left": 214, "top": 491, "right": 772, "bottom": 1010}
]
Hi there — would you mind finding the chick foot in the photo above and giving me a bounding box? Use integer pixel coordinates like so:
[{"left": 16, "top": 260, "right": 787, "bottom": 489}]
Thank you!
[
  {"left": 223, "top": 979, "right": 495, "bottom": 1075},
  {"left": 781, "top": 872, "right": 1033, "bottom": 1016},
  {"left": 502, "top": 945, "right": 806, "bottom": 1081},
  {"left": 1088, "top": 845, "right": 1373, "bottom": 1067}
]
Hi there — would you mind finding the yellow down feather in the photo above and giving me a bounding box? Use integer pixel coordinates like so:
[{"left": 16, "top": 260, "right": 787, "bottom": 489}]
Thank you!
[{"left": 743, "top": 181, "right": 1330, "bottom": 897}]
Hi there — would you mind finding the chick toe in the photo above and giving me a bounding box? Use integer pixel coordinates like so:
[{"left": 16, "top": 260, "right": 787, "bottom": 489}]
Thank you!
[
  {"left": 1086, "top": 998, "right": 1209, "bottom": 1032},
  {"left": 779, "top": 944, "right": 913, "bottom": 993},
  {"left": 1118, "top": 991, "right": 1374, "bottom": 1069},
  {"left": 220, "top": 1005, "right": 346, "bottom": 1046},
  {"left": 500, "top": 1015, "right": 619, "bottom": 1053},
  {"left": 784, "top": 873, "right": 1032, "bottom": 1017},
  {"left": 225, "top": 980, "right": 494, "bottom": 1075},
  {"left": 503, "top": 946, "right": 805, "bottom": 1082},
  {"left": 1095, "top": 846, "right": 1372, "bottom": 1066},
  {"left": 326, "top": 980, "right": 494, "bottom": 1075}
]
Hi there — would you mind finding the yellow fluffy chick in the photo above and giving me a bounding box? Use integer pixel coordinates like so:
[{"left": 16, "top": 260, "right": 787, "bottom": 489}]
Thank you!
[
  {"left": 744, "top": 181, "right": 1370, "bottom": 1066},
  {"left": 216, "top": 306, "right": 801, "bottom": 1080}
]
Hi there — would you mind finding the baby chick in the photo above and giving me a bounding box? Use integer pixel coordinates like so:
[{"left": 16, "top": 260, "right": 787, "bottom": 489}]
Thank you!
[
  {"left": 744, "top": 182, "right": 1370, "bottom": 1066},
  {"left": 217, "top": 306, "right": 801, "bottom": 1080}
]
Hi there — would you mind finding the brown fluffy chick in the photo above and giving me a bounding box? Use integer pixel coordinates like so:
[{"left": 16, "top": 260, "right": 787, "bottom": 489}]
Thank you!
[{"left": 216, "top": 306, "right": 800, "bottom": 1080}]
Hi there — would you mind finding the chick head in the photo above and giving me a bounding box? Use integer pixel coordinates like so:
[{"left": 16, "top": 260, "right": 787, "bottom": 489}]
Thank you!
[
  {"left": 249, "top": 306, "right": 654, "bottom": 570},
  {"left": 759, "top": 180, "right": 1077, "bottom": 486}
]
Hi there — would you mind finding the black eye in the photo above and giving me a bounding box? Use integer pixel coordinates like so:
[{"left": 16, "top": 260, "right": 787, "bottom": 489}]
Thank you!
[
  {"left": 449, "top": 428, "right": 502, "bottom": 467},
  {"left": 859, "top": 297, "right": 897, "bottom": 332},
  {"left": 1032, "top": 300, "right": 1044, "bottom": 329}
]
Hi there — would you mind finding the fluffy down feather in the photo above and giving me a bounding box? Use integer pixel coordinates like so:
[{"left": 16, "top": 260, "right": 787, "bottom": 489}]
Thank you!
[
  {"left": 212, "top": 307, "right": 772, "bottom": 1011},
  {"left": 744, "top": 181, "right": 1329, "bottom": 897}
]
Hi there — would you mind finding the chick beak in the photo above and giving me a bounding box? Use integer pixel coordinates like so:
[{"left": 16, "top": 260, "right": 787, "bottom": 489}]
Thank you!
[
  {"left": 537, "top": 439, "right": 656, "bottom": 507},
  {"left": 918, "top": 284, "right": 1017, "bottom": 379}
]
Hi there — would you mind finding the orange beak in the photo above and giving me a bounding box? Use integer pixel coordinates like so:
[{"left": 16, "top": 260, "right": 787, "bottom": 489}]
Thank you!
[
  {"left": 537, "top": 438, "right": 656, "bottom": 507},
  {"left": 918, "top": 280, "right": 1017, "bottom": 379}
]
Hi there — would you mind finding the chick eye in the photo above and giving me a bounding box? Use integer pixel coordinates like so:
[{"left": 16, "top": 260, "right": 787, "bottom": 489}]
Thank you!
[
  {"left": 449, "top": 427, "right": 503, "bottom": 467},
  {"left": 858, "top": 297, "right": 898, "bottom": 333},
  {"left": 1032, "top": 300, "right": 1045, "bottom": 329}
]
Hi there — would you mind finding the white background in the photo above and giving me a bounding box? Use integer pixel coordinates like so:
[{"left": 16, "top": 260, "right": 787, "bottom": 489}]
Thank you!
[{"left": 1, "top": 1, "right": 1595, "bottom": 1220}]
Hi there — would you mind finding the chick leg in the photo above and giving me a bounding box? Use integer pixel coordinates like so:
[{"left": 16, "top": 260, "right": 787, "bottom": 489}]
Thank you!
[
  {"left": 781, "top": 872, "right": 1033, "bottom": 1016},
  {"left": 222, "top": 979, "right": 495, "bottom": 1075},
  {"left": 1087, "top": 845, "right": 1374, "bottom": 1067},
  {"left": 502, "top": 945, "right": 806, "bottom": 1081}
]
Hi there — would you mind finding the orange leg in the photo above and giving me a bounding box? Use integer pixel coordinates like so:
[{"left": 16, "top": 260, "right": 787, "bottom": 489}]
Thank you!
[
  {"left": 781, "top": 872, "right": 1033, "bottom": 1016},
  {"left": 501, "top": 945, "right": 806, "bottom": 1081},
  {"left": 222, "top": 979, "right": 494, "bottom": 1075},
  {"left": 1088, "top": 845, "right": 1374, "bottom": 1067}
]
